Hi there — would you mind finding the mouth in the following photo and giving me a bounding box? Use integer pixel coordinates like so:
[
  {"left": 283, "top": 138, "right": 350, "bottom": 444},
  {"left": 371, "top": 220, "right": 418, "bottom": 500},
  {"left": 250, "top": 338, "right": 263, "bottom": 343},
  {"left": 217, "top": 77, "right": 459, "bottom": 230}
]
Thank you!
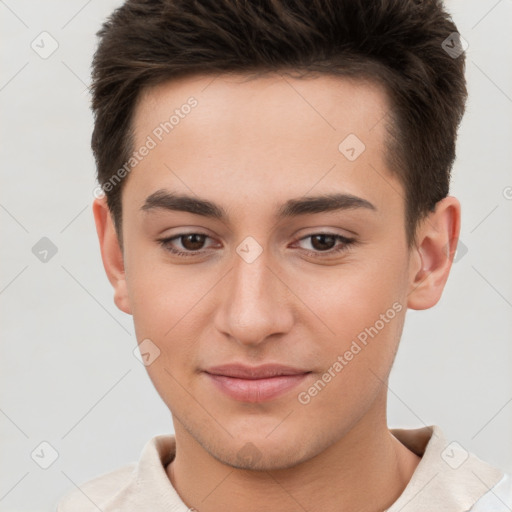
[{"left": 203, "top": 364, "right": 312, "bottom": 403}]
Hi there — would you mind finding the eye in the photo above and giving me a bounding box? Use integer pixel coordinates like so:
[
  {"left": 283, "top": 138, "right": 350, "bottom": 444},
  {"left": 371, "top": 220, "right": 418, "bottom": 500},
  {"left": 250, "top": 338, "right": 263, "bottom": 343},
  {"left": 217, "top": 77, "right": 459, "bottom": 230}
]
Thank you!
[
  {"left": 157, "top": 232, "right": 215, "bottom": 257},
  {"left": 294, "top": 232, "right": 355, "bottom": 257},
  {"left": 157, "top": 231, "right": 356, "bottom": 259}
]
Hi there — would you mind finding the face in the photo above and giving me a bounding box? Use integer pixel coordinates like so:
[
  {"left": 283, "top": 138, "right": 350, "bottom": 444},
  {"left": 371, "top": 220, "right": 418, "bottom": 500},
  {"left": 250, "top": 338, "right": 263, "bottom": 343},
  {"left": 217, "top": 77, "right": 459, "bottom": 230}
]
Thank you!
[{"left": 105, "top": 72, "right": 424, "bottom": 470}]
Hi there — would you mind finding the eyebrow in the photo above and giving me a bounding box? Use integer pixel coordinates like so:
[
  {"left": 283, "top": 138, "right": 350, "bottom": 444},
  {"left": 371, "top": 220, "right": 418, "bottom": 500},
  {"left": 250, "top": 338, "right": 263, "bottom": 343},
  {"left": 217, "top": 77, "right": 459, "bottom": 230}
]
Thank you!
[{"left": 141, "top": 189, "right": 376, "bottom": 221}]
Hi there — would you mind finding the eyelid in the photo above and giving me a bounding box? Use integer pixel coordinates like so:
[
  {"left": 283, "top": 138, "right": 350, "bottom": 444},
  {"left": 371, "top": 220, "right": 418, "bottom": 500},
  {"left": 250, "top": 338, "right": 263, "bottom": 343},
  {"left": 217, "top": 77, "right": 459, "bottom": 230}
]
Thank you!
[
  {"left": 157, "top": 229, "right": 356, "bottom": 258},
  {"left": 157, "top": 231, "right": 217, "bottom": 253},
  {"left": 291, "top": 231, "right": 355, "bottom": 254}
]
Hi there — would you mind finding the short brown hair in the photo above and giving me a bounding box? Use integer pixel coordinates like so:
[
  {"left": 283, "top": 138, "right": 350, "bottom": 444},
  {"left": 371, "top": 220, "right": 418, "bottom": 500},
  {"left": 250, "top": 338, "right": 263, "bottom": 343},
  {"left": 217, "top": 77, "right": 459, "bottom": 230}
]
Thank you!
[{"left": 91, "top": 0, "right": 467, "bottom": 246}]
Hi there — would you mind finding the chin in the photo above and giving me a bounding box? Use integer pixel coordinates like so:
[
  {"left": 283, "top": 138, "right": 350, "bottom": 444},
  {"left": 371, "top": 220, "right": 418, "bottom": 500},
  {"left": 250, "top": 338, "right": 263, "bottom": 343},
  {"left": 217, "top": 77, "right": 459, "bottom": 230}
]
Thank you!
[
  {"left": 218, "top": 445, "right": 312, "bottom": 472},
  {"left": 202, "top": 429, "right": 320, "bottom": 472}
]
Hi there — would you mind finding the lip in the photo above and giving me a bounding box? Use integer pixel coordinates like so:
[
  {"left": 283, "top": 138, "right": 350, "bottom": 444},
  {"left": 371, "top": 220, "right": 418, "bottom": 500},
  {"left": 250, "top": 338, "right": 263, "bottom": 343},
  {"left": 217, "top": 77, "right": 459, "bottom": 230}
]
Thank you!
[{"left": 204, "top": 364, "right": 311, "bottom": 403}]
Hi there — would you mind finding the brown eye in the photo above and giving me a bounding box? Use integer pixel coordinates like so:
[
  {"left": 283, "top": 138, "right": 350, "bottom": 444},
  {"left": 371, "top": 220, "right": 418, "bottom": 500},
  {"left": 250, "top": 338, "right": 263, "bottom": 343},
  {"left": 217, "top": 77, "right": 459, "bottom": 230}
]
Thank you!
[
  {"left": 309, "top": 234, "right": 337, "bottom": 251},
  {"left": 157, "top": 232, "right": 215, "bottom": 257},
  {"left": 180, "top": 233, "right": 207, "bottom": 251},
  {"left": 295, "top": 232, "right": 356, "bottom": 257}
]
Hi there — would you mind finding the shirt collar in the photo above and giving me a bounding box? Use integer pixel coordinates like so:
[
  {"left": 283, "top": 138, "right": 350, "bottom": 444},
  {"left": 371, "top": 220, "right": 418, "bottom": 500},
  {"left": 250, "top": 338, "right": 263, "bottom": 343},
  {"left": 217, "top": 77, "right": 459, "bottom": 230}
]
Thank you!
[
  {"left": 386, "top": 424, "right": 504, "bottom": 511},
  {"left": 127, "top": 424, "right": 504, "bottom": 511}
]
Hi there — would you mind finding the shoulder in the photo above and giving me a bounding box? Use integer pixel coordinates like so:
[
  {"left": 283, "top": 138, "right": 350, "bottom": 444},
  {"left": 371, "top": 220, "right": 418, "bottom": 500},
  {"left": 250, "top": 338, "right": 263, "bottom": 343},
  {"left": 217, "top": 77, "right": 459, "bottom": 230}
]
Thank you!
[
  {"left": 57, "top": 463, "right": 137, "bottom": 512},
  {"left": 471, "top": 472, "right": 512, "bottom": 511},
  {"left": 56, "top": 434, "right": 179, "bottom": 511}
]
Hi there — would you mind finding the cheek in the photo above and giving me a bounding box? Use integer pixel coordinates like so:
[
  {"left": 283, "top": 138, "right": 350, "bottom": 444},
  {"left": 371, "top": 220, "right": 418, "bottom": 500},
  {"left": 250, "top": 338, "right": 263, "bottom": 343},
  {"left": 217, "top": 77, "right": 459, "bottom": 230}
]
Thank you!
[
  {"left": 302, "top": 256, "right": 407, "bottom": 331},
  {"left": 126, "top": 252, "right": 211, "bottom": 339},
  {"left": 125, "top": 257, "right": 213, "bottom": 394},
  {"left": 298, "top": 258, "right": 408, "bottom": 384}
]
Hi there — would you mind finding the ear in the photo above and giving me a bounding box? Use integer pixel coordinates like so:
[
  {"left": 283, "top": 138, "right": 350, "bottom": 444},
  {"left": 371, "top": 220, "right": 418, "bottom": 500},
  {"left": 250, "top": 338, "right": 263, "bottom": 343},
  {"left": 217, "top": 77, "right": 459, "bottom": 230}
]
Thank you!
[
  {"left": 407, "top": 196, "right": 461, "bottom": 310},
  {"left": 92, "top": 196, "right": 132, "bottom": 315}
]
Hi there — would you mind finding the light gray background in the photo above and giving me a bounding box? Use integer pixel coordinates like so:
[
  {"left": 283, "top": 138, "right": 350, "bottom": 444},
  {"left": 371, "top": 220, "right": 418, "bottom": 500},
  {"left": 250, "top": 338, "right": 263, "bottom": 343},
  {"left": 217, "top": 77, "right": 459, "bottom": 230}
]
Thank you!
[{"left": 1, "top": 1, "right": 511, "bottom": 511}]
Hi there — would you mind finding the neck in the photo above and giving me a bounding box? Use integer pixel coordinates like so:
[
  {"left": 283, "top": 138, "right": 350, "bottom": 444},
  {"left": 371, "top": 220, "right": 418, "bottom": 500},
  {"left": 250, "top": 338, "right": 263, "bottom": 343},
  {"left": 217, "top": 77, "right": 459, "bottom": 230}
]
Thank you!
[{"left": 166, "top": 395, "right": 421, "bottom": 512}]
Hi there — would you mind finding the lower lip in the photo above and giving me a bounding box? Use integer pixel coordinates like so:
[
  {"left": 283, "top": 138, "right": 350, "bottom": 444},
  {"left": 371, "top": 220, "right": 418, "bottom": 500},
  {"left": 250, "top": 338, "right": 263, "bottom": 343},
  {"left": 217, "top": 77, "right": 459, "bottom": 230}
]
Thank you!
[{"left": 205, "top": 373, "right": 310, "bottom": 403}]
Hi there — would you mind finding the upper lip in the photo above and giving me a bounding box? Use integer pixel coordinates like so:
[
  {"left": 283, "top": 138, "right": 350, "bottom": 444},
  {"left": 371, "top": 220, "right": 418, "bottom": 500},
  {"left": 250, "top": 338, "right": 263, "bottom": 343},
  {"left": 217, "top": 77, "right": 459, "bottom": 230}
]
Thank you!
[{"left": 204, "top": 364, "right": 310, "bottom": 379}]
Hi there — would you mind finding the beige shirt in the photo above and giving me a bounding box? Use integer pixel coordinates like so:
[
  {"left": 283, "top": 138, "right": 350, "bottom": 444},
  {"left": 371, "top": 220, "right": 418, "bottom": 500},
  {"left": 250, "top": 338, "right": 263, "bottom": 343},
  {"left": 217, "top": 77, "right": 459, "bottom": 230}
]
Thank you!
[{"left": 57, "top": 425, "right": 512, "bottom": 511}]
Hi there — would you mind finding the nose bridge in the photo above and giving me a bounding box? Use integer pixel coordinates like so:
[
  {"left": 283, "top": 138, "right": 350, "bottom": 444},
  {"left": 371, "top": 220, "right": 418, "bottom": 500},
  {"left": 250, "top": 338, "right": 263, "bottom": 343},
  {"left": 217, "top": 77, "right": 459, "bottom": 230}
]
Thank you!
[
  {"left": 233, "top": 245, "right": 272, "bottom": 305},
  {"left": 216, "top": 240, "right": 292, "bottom": 344}
]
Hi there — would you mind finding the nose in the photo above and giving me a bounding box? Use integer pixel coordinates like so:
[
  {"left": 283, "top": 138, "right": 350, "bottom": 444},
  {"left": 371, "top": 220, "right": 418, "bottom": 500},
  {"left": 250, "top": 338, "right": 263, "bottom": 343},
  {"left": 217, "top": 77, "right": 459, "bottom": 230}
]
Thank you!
[{"left": 213, "top": 241, "right": 294, "bottom": 347}]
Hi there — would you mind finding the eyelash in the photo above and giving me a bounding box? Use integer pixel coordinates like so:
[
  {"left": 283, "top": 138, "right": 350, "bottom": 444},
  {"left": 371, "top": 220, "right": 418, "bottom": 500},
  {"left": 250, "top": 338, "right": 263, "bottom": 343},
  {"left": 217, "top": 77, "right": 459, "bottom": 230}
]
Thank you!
[{"left": 157, "top": 232, "right": 356, "bottom": 258}]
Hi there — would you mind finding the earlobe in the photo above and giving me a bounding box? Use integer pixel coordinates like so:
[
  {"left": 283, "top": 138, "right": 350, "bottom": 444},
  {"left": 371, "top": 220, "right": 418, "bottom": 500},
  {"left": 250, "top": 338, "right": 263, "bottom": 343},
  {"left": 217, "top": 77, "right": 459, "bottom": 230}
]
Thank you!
[
  {"left": 407, "top": 196, "right": 461, "bottom": 310},
  {"left": 92, "top": 196, "right": 132, "bottom": 315}
]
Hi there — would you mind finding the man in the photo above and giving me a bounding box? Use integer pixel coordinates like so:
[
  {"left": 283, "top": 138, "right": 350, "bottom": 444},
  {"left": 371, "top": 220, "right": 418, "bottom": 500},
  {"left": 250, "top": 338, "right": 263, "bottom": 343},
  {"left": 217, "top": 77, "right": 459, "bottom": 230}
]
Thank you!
[{"left": 58, "top": 0, "right": 512, "bottom": 510}]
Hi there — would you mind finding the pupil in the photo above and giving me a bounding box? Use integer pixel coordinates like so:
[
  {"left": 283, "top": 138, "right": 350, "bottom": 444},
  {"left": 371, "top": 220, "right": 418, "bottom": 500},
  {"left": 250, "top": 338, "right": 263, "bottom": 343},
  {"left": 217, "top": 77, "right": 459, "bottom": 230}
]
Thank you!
[
  {"left": 183, "top": 234, "right": 205, "bottom": 250},
  {"left": 311, "top": 234, "right": 335, "bottom": 251}
]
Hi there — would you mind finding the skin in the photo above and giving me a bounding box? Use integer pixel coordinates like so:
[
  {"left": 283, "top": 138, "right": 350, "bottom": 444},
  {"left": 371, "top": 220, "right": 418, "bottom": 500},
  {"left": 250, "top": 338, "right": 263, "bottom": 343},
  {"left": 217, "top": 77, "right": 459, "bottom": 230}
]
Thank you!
[{"left": 93, "top": 72, "right": 460, "bottom": 512}]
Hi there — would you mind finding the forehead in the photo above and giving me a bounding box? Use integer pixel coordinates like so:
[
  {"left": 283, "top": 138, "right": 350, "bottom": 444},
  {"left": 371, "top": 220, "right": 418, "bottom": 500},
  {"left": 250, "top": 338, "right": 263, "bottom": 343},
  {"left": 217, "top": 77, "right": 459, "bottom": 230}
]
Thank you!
[
  {"left": 134, "top": 71, "right": 391, "bottom": 145},
  {"left": 126, "top": 71, "right": 401, "bottom": 219}
]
